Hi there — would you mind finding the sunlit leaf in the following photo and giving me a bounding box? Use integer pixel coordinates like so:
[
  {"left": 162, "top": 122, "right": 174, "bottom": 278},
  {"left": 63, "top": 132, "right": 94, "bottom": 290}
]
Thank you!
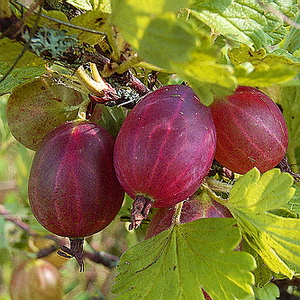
[
  {"left": 283, "top": 11, "right": 300, "bottom": 53},
  {"left": 25, "top": 10, "right": 70, "bottom": 29},
  {"left": 190, "top": 0, "right": 295, "bottom": 48},
  {"left": 113, "top": 218, "right": 255, "bottom": 300},
  {"left": 112, "top": 0, "right": 188, "bottom": 17},
  {"left": 68, "top": 11, "right": 110, "bottom": 44},
  {"left": 66, "top": 0, "right": 93, "bottom": 11},
  {"left": 228, "top": 46, "right": 267, "bottom": 66},
  {"left": 224, "top": 168, "right": 297, "bottom": 278},
  {"left": 228, "top": 45, "right": 299, "bottom": 86},
  {"left": 111, "top": 1, "right": 237, "bottom": 104},
  {"left": 94, "top": 105, "right": 126, "bottom": 137},
  {"left": 278, "top": 82, "right": 300, "bottom": 171},
  {"left": 111, "top": 0, "right": 189, "bottom": 50},
  {"left": 172, "top": 48, "right": 236, "bottom": 105},
  {"left": 138, "top": 14, "right": 196, "bottom": 69},
  {"left": 89, "top": 0, "right": 111, "bottom": 11},
  {"left": 0, "top": 39, "right": 45, "bottom": 94},
  {"left": 228, "top": 168, "right": 294, "bottom": 212},
  {"left": 253, "top": 283, "right": 280, "bottom": 300},
  {"left": 233, "top": 64, "right": 297, "bottom": 87}
]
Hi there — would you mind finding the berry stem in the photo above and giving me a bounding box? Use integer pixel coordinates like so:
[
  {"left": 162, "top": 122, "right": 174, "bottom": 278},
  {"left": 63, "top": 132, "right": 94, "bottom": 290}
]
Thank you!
[
  {"left": 57, "top": 238, "right": 85, "bottom": 271},
  {"left": 75, "top": 65, "right": 111, "bottom": 97},
  {"left": 205, "top": 177, "right": 233, "bottom": 194},
  {"left": 112, "top": 69, "right": 150, "bottom": 96},
  {"left": 129, "top": 195, "right": 153, "bottom": 230},
  {"left": 173, "top": 201, "right": 184, "bottom": 225}
]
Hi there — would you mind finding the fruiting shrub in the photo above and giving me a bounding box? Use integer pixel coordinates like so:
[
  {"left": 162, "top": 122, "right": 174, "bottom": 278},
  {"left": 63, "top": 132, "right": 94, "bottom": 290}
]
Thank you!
[
  {"left": 210, "top": 86, "right": 288, "bottom": 174},
  {"left": 28, "top": 121, "right": 124, "bottom": 270},
  {"left": 114, "top": 85, "right": 216, "bottom": 229}
]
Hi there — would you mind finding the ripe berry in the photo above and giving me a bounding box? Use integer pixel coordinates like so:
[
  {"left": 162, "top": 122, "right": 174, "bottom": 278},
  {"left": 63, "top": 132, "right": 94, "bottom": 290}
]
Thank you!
[
  {"left": 114, "top": 85, "right": 216, "bottom": 229},
  {"left": 145, "top": 195, "right": 232, "bottom": 239},
  {"left": 210, "top": 86, "right": 288, "bottom": 174},
  {"left": 28, "top": 121, "right": 124, "bottom": 270},
  {"left": 6, "top": 76, "right": 84, "bottom": 150},
  {"left": 10, "top": 259, "right": 63, "bottom": 300}
]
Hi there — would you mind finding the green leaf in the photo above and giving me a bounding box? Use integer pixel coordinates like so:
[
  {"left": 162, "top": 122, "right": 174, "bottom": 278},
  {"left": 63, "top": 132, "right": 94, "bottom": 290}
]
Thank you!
[
  {"left": 228, "top": 168, "right": 294, "bottom": 212},
  {"left": 94, "top": 105, "right": 126, "bottom": 137},
  {"left": 0, "top": 39, "right": 45, "bottom": 94},
  {"left": 253, "top": 283, "right": 280, "bottom": 300},
  {"left": 287, "top": 186, "right": 300, "bottom": 216},
  {"left": 139, "top": 15, "right": 237, "bottom": 104},
  {"left": 228, "top": 45, "right": 299, "bottom": 86},
  {"left": 172, "top": 47, "right": 236, "bottom": 105},
  {"left": 111, "top": 0, "right": 189, "bottom": 50},
  {"left": 113, "top": 8, "right": 198, "bottom": 70},
  {"left": 138, "top": 14, "right": 196, "bottom": 69},
  {"left": 89, "top": 0, "right": 111, "bottom": 11},
  {"left": 25, "top": 9, "right": 70, "bottom": 28},
  {"left": 283, "top": 11, "right": 300, "bottom": 53},
  {"left": 228, "top": 46, "right": 267, "bottom": 66},
  {"left": 278, "top": 82, "right": 300, "bottom": 171},
  {"left": 113, "top": 218, "right": 255, "bottom": 300},
  {"left": 112, "top": 0, "right": 188, "bottom": 17},
  {"left": 271, "top": 49, "right": 300, "bottom": 63},
  {"left": 0, "top": 64, "right": 46, "bottom": 96},
  {"left": 243, "top": 242, "right": 273, "bottom": 288},
  {"left": 190, "top": 0, "right": 294, "bottom": 48},
  {"left": 111, "top": 1, "right": 237, "bottom": 104},
  {"left": 233, "top": 63, "right": 297, "bottom": 87},
  {"left": 224, "top": 168, "right": 298, "bottom": 278},
  {"left": 68, "top": 11, "right": 110, "bottom": 44},
  {"left": 66, "top": 0, "right": 94, "bottom": 10}
]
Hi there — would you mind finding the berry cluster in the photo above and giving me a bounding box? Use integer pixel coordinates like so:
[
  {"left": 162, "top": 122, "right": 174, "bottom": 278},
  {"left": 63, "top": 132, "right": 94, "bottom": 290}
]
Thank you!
[{"left": 7, "top": 84, "right": 288, "bottom": 271}]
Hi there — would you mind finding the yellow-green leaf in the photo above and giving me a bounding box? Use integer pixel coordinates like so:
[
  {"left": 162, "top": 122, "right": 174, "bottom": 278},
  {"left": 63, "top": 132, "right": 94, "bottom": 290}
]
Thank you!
[
  {"left": 111, "top": 0, "right": 237, "bottom": 104},
  {"left": 225, "top": 168, "right": 297, "bottom": 278},
  {"left": 113, "top": 218, "right": 255, "bottom": 300},
  {"left": 190, "top": 0, "right": 294, "bottom": 48},
  {"left": 228, "top": 45, "right": 300, "bottom": 87}
]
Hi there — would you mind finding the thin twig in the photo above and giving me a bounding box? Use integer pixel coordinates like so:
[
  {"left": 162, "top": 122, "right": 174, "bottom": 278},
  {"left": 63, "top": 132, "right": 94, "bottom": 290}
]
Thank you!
[
  {"left": 84, "top": 251, "right": 119, "bottom": 269},
  {"left": 0, "top": 204, "right": 37, "bottom": 236},
  {"left": 173, "top": 201, "right": 183, "bottom": 225},
  {"left": 14, "top": 1, "right": 107, "bottom": 36}
]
